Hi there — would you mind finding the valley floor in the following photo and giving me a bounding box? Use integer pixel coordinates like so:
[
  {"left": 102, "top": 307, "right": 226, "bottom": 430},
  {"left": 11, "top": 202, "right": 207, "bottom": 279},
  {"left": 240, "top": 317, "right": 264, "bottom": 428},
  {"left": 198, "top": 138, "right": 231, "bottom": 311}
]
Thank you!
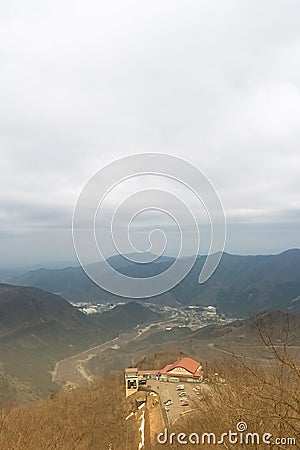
[{"left": 51, "top": 318, "right": 176, "bottom": 385}]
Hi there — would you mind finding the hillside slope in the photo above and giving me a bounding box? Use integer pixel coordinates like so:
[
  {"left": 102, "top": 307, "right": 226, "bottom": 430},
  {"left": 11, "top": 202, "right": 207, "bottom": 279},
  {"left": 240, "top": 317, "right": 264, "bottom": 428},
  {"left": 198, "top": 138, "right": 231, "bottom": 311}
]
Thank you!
[
  {"left": 0, "top": 285, "right": 162, "bottom": 401},
  {"left": 1, "top": 342, "right": 300, "bottom": 450},
  {"left": 87, "top": 309, "right": 300, "bottom": 379},
  {"left": 0, "top": 373, "right": 129, "bottom": 450}
]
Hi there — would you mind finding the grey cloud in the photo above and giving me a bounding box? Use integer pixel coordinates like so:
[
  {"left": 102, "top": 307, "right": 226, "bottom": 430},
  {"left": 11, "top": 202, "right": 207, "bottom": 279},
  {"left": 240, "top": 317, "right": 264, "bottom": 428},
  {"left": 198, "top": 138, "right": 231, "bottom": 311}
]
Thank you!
[{"left": 0, "top": 0, "right": 300, "bottom": 266}]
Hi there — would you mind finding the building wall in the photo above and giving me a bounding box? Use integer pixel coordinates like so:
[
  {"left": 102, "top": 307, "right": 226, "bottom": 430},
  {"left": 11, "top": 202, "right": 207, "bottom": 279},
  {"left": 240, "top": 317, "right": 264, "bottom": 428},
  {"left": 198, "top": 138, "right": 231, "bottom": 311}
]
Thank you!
[
  {"left": 125, "top": 369, "right": 139, "bottom": 397},
  {"left": 167, "top": 367, "right": 192, "bottom": 376}
]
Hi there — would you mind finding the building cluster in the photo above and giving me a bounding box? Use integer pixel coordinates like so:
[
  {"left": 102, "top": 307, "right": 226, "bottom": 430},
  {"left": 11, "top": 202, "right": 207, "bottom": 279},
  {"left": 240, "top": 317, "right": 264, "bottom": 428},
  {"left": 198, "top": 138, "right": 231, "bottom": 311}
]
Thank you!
[{"left": 125, "top": 357, "right": 204, "bottom": 397}]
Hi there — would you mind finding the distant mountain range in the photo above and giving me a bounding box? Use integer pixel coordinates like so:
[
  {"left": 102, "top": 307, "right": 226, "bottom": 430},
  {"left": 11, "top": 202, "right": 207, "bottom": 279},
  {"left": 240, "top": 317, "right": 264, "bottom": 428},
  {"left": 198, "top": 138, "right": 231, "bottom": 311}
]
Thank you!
[{"left": 9, "top": 249, "right": 300, "bottom": 316}]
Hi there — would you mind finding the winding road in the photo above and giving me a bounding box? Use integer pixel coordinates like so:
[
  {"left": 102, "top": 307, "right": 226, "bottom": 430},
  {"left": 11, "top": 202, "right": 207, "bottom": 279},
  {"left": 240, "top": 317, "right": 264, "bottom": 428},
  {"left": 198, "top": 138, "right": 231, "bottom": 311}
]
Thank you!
[{"left": 51, "top": 317, "right": 175, "bottom": 385}]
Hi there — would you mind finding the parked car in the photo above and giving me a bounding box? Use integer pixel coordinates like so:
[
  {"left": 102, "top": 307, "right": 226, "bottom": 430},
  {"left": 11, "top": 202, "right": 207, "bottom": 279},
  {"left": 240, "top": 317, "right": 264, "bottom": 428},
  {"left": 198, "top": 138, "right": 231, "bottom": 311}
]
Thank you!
[
  {"left": 176, "top": 385, "right": 185, "bottom": 390},
  {"left": 181, "top": 402, "right": 189, "bottom": 406},
  {"left": 164, "top": 399, "right": 172, "bottom": 405},
  {"left": 165, "top": 400, "right": 173, "bottom": 406},
  {"left": 178, "top": 391, "right": 187, "bottom": 397}
]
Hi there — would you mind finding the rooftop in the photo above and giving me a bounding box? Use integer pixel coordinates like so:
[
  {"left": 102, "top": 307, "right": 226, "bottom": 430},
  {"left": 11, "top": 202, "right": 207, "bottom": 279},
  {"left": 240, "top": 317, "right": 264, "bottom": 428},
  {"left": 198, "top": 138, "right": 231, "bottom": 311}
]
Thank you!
[
  {"left": 125, "top": 368, "right": 138, "bottom": 374},
  {"left": 161, "top": 357, "right": 202, "bottom": 376},
  {"left": 136, "top": 357, "right": 203, "bottom": 378}
]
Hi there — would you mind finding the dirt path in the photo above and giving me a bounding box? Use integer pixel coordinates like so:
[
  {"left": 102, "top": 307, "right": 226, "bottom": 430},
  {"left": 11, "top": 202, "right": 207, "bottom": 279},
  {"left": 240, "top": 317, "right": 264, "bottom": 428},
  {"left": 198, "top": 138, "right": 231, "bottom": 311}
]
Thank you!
[
  {"left": 51, "top": 333, "right": 135, "bottom": 385},
  {"left": 51, "top": 318, "right": 172, "bottom": 385},
  {"left": 50, "top": 335, "right": 120, "bottom": 383}
]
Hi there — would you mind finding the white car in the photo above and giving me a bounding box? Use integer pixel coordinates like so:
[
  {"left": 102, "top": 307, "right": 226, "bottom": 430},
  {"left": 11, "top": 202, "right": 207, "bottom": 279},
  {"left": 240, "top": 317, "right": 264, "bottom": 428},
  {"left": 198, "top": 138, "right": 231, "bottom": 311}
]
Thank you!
[
  {"left": 176, "top": 385, "right": 185, "bottom": 390},
  {"left": 178, "top": 391, "right": 187, "bottom": 397}
]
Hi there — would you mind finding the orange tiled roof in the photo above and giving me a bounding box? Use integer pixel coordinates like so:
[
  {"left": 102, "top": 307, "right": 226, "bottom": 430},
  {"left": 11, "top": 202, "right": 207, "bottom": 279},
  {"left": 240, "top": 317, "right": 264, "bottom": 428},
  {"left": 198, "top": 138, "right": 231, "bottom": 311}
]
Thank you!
[{"left": 161, "top": 357, "right": 202, "bottom": 376}]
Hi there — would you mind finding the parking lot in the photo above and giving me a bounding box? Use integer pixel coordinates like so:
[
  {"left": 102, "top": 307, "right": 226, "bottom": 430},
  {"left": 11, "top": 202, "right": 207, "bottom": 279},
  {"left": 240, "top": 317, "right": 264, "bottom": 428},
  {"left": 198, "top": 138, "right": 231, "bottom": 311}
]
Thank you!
[{"left": 147, "top": 380, "right": 206, "bottom": 424}]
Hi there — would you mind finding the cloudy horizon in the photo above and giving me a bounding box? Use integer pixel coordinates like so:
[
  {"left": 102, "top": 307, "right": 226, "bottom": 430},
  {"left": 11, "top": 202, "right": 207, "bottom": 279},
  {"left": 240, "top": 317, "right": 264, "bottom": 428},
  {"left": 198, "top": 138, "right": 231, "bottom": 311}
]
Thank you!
[{"left": 1, "top": 0, "right": 300, "bottom": 269}]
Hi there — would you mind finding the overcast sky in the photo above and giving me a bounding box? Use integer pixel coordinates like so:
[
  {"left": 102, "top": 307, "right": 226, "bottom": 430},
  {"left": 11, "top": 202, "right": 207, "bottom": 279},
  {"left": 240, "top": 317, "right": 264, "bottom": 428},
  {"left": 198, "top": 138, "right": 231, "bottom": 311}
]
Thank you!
[{"left": 1, "top": 0, "right": 300, "bottom": 268}]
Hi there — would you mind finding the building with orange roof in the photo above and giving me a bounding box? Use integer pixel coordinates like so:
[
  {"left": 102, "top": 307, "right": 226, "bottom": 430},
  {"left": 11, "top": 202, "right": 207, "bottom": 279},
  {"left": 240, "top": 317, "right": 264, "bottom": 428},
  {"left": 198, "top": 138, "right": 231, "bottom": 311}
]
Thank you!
[
  {"left": 134, "top": 357, "right": 204, "bottom": 385},
  {"left": 160, "top": 357, "right": 203, "bottom": 379}
]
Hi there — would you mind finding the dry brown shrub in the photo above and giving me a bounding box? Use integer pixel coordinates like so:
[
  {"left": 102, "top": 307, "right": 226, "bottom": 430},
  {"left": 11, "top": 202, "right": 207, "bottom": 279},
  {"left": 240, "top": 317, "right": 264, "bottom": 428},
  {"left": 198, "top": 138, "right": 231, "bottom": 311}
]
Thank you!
[{"left": 0, "top": 373, "right": 128, "bottom": 450}]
